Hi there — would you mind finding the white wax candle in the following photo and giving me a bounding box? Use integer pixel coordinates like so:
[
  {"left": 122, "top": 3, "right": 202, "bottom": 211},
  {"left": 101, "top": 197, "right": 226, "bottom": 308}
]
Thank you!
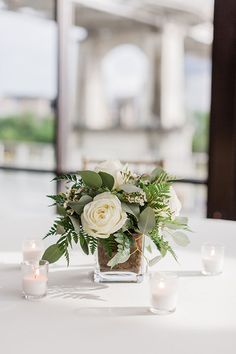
[
  {"left": 202, "top": 256, "right": 223, "bottom": 274},
  {"left": 23, "top": 248, "right": 42, "bottom": 262},
  {"left": 23, "top": 240, "right": 43, "bottom": 263},
  {"left": 151, "top": 286, "right": 177, "bottom": 310},
  {"left": 202, "top": 246, "right": 224, "bottom": 275},
  {"left": 23, "top": 273, "right": 48, "bottom": 297},
  {"left": 150, "top": 278, "right": 178, "bottom": 312}
]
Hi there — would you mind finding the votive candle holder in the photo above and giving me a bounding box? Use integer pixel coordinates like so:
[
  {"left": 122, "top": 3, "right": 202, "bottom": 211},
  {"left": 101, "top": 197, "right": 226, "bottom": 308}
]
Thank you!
[
  {"left": 149, "top": 272, "right": 179, "bottom": 315},
  {"left": 22, "top": 238, "right": 43, "bottom": 263},
  {"left": 201, "top": 243, "right": 224, "bottom": 275},
  {"left": 21, "top": 260, "right": 48, "bottom": 300}
]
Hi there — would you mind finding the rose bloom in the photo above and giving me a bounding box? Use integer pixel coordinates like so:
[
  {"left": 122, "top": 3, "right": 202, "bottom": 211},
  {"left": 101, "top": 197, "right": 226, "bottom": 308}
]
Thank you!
[
  {"left": 81, "top": 192, "right": 127, "bottom": 239},
  {"left": 169, "top": 186, "right": 181, "bottom": 218},
  {"left": 94, "top": 160, "right": 124, "bottom": 190}
]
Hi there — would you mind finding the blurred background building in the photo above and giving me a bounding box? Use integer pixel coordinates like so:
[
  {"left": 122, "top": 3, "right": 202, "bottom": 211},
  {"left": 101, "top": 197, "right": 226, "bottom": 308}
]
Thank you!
[{"left": 0, "top": 0, "right": 214, "bottom": 223}]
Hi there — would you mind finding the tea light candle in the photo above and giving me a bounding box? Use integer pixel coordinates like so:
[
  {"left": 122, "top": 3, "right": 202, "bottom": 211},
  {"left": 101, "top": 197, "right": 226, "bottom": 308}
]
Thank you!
[
  {"left": 201, "top": 243, "right": 224, "bottom": 275},
  {"left": 21, "top": 260, "right": 48, "bottom": 300},
  {"left": 149, "top": 272, "right": 178, "bottom": 315},
  {"left": 22, "top": 239, "right": 43, "bottom": 263}
]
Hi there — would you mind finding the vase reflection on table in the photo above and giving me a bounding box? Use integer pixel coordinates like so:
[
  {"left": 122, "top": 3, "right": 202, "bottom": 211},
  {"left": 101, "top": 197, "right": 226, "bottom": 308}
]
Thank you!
[{"left": 42, "top": 160, "right": 190, "bottom": 283}]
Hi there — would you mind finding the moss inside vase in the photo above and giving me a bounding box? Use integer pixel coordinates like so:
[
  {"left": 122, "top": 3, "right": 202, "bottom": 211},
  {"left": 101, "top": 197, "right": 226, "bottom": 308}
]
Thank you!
[{"left": 97, "top": 234, "right": 144, "bottom": 274}]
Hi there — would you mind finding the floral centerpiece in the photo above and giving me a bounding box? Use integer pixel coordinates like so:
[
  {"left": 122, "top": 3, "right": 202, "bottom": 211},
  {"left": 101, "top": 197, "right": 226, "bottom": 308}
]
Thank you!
[{"left": 43, "top": 160, "right": 190, "bottom": 283}]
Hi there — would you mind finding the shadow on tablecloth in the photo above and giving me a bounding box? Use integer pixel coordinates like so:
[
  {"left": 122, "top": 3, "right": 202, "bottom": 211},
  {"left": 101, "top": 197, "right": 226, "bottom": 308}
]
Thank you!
[{"left": 48, "top": 267, "right": 107, "bottom": 301}]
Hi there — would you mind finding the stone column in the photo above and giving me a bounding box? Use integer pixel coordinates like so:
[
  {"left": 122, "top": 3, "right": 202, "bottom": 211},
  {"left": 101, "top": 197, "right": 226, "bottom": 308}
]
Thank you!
[
  {"left": 78, "top": 36, "right": 110, "bottom": 129},
  {"left": 160, "top": 22, "right": 185, "bottom": 129}
]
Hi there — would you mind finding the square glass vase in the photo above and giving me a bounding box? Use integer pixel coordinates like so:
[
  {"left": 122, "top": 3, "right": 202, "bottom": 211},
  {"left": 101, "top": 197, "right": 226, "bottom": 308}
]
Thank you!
[{"left": 94, "top": 234, "right": 145, "bottom": 283}]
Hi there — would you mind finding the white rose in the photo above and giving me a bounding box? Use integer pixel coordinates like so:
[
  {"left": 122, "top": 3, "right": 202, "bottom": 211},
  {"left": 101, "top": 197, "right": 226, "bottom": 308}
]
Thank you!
[
  {"left": 81, "top": 192, "right": 127, "bottom": 239},
  {"left": 169, "top": 186, "right": 181, "bottom": 218},
  {"left": 95, "top": 160, "right": 124, "bottom": 190}
]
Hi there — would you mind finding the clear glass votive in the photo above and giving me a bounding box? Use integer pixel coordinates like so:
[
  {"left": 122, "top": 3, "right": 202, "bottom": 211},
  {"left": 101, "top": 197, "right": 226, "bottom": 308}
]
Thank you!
[
  {"left": 149, "top": 272, "right": 179, "bottom": 315},
  {"left": 21, "top": 260, "right": 48, "bottom": 300},
  {"left": 22, "top": 238, "right": 43, "bottom": 263},
  {"left": 201, "top": 243, "right": 224, "bottom": 276}
]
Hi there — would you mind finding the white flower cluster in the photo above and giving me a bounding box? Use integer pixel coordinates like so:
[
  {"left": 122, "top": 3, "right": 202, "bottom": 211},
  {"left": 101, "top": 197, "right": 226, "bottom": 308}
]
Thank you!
[
  {"left": 77, "top": 160, "right": 181, "bottom": 239},
  {"left": 124, "top": 191, "right": 147, "bottom": 206}
]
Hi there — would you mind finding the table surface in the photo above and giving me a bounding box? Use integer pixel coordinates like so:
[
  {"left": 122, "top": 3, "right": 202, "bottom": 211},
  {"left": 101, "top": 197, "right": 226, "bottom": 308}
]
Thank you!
[{"left": 0, "top": 218, "right": 236, "bottom": 354}]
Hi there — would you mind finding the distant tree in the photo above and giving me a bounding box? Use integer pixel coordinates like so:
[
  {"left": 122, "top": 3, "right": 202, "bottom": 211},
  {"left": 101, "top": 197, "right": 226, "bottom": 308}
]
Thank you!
[
  {"left": 0, "top": 113, "right": 54, "bottom": 143},
  {"left": 192, "top": 111, "right": 209, "bottom": 153}
]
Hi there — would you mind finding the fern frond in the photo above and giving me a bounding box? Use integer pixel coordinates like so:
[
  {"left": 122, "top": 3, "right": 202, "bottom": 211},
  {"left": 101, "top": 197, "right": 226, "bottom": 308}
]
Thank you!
[
  {"left": 86, "top": 236, "right": 98, "bottom": 255},
  {"left": 47, "top": 193, "right": 66, "bottom": 206},
  {"left": 100, "top": 236, "right": 117, "bottom": 257},
  {"left": 149, "top": 228, "right": 177, "bottom": 260},
  {"left": 44, "top": 220, "right": 59, "bottom": 239},
  {"left": 52, "top": 174, "right": 78, "bottom": 183}
]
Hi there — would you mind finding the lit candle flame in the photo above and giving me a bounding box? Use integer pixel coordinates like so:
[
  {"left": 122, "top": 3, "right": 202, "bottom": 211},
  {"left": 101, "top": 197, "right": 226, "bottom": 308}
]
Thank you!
[
  {"left": 34, "top": 268, "right": 40, "bottom": 279},
  {"left": 159, "top": 279, "right": 165, "bottom": 289}
]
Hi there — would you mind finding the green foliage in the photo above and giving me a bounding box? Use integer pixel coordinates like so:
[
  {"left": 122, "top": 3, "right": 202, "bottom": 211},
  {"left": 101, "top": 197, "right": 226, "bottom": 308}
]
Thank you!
[
  {"left": 47, "top": 193, "right": 66, "bottom": 206},
  {"left": 52, "top": 174, "right": 79, "bottom": 183},
  {"left": 171, "top": 231, "right": 190, "bottom": 247},
  {"left": 44, "top": 220, "right": 58, "bottom": 239},
  {"left": 107, "top": 232, "right": 131, "bottom": 268},
  {"left": 150, "top": 228, "right": 178, "bottom": 261},
  {"left": 138, "top": 206, "right": 156, "bottom": 234},
  {"left": 43, "top": 213, "right": 99, "bottom": 264},
  {"left": 99, "top": 236, "right": 117, "bottom": 257},
  {"left": 78, "top": 171, "right": 103, "bottom": 188},
  {"left": 68, "top": 216, "right": 80, "bottom": 233},
  {"left": 42, "top": 244, "right": 64, "bottom": 264},
  {"left": 150, "top": 166, "right": 164, "bottom": 182},
  {"left": 121, "top": 202, "right": 140, "bottom": 219},
  {"left": 192, "top": 111, "right": 209, "bottom": 153},
  {"left": 86, "top": 236, "right": 98, "bottom": 255},
  {"left": 98, "top": 171, "right": 114, "bottom": 190},
  {"left": 165, "top": 216, "right": 190, "bottom": 231},
  {"left": 143, "top": 183, "right": 170, "bottom": 210},
  {"left": 80, "top": 233, "right": 89, "bottom": 255},
  {"left": 0, "top": 113, "right": 54, "bottom": 143},
  {"left": 43, "top": 163, "right": 190, "bottom": 267},
  {"left": 68, "top": 195, "right": 92, "bottom": 214}
]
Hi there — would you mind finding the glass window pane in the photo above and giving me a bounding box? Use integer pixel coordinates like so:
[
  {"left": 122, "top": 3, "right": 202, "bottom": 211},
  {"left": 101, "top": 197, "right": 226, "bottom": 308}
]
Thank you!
[
  {"left": 55, "top": 1, "right": 214, "bottom": 216},
  {"left": 0, "top": 3, "right": 56, "bottom": 170}
]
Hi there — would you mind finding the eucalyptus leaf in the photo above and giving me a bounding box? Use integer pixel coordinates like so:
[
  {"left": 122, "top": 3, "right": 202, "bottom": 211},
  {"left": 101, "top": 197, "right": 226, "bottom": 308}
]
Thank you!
[
  {"left": 175, "top": 216, "right": 188, "bottom": 225},
  {"left": 149, "top": 255, "right": 162, "bottom": 267},
  {"left": 69, "top": 216, "right": 81, "bottom": 234},
  {"left": 138, "top": 206, "right": 156, "bottom": 234},
  {"left": 57, "top": 205, "right": 67, "bottom": 216},
  {"left": 78, "top": 170, "right": 102, "bottom": 188},
  {"left": 98, "top": 171, "right": 114, "bottom": 190},
  {"left": 166, "top": 223, "right": 189, "bottom": 231},
  {"left": 42, "top": 244, "right": 64, "bottom": 264},
  {"left": 121, "top": 202, "right": 140, "bottom": 219},
  {"left": 68, "top": 195, "right": 92, "bottom": 214},
  {"left": 107, "top": 250, "right": 130, "bottom": 268},
  {"left": 172, "top": 231, "right": 190, "bottom": 247},
  {"left": 150, "top": 166, "right": 164, "bottom": 182},
  {"left": 120, "top": 184, "right": 143, "bottom": 193},
  {"left": 56, "top": 224, "right": 65, "bottom": 235},
  {"left": 146, "top": 244, "right": 152, "bottom": 254}
]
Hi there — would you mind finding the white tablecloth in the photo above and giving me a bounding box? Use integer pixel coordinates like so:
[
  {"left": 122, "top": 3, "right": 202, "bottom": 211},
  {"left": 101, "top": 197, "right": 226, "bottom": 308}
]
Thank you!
[{"left": 0, "top": 218, "right": 236, "bottom": 354}]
